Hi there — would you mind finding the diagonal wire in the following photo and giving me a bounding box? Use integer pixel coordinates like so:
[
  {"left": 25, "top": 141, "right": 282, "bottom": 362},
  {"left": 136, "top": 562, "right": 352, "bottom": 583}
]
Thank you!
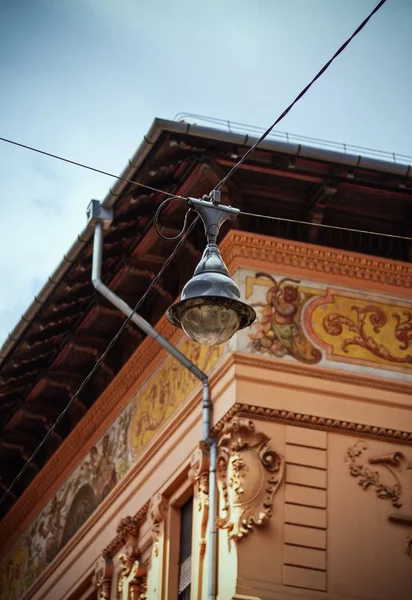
[
  {"left": 0, "top": 213, "right": 199, "bottom": 509},
  {"left": 214, "top": 0, "right": 388, "bottom": 191},
  {"left": 0, "top": 0, "right": 393, "bottom": 509},
  {"left": 239, "top": 210, "right": 412, "bottom": 242},
  {"left": 0, "top": 136, "right": 187, "bottom": 199}
]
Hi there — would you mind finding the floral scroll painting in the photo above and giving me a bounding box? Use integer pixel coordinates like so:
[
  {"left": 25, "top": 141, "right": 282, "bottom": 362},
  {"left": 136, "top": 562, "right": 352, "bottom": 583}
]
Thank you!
[{"left": 239, "top": 270, "right": 412, "bottom": 379}]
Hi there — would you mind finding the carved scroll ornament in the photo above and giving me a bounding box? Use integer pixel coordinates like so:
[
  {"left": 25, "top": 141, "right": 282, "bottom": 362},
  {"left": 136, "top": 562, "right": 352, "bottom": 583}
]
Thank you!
[
  {"left": 216, "top": 417, "right": 284, "bottom": 541},
  {"left": 189, "top": 442, "right": 210, "bottom": 514},
  {"left": 117, "top": 553, "right": 146, "bottom": 600},
  {"left": 93, "top": 555, "right": 113, "bottom": 600},
  {"left": 189, "top": 443, "right": 210, "bottom": 598},
  {"left": 147, "top": 493, "right": 168, "bottom": 557}
]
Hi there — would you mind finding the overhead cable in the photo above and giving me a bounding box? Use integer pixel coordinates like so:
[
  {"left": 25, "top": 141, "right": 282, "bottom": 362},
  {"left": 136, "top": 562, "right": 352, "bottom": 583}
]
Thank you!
[
  {"left": 0, "top": 136, "right": 186, "bottom": 199},
  {"left": 214, "top": 0, "right": 388, "bottom": 191},
  {"left": 239, "top": 210, "right": 412, "bottom": 242},
  {"left": 0, "top": 133, "right": 408, "bottom": 244},
  {"left": 0, "top": 0, "right": 399, "bottom": 511}
]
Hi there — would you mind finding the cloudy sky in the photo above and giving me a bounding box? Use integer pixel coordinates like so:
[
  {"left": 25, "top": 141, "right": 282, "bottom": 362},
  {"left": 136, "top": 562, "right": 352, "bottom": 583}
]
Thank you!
[{"left": 0, "top": 0, "right": 411, "bottom": 346}]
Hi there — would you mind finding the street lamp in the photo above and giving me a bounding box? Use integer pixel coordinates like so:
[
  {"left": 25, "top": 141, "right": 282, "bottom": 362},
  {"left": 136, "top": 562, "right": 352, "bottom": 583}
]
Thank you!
[
  {"left": 167, "top": 193, "right": 256, "bottom": 345},
  {"left": 88, "top": 194, "right": 255, "bottom": 600}
]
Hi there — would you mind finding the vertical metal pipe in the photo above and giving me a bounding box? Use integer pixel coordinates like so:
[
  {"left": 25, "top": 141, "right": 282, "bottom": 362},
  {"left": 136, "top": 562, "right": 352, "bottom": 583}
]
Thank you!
[
  {"left": 202, "top": 381, "right": 218, "bottom": 600},
  {"left": 92, "top": 222, "right": 104, "bottom": 281},
  {"left": 202, "top": 380, "right": 212, "bottom": 442},
  {"left": 208, "top": 439, "right": 218, "bottom": 600},
  {"left": 91, "top": 222, "right": 218, "bottom": 599}
]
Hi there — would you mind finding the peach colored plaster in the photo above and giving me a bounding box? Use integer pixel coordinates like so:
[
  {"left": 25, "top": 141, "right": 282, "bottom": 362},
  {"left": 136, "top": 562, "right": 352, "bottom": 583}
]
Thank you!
[{"left": 1, "top": 232, "right": 412, "bottom": 600}]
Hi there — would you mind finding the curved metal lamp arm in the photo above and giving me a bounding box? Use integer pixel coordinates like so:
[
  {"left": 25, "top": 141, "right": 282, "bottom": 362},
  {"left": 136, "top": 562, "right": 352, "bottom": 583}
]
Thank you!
[{"left": 88, "top": 200, "right": 218, "bottom": 600}]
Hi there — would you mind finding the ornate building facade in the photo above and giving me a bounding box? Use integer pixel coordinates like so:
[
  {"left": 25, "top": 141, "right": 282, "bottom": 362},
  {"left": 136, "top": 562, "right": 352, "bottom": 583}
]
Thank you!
[{"left": 0, "top": 118, "right": 411, "bottom": 599}]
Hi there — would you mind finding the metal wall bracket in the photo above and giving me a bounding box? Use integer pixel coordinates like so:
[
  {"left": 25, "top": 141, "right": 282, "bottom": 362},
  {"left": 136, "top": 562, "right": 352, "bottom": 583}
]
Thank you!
[{"left": 87, "top": 200, "right": 114, "bottom": 230}]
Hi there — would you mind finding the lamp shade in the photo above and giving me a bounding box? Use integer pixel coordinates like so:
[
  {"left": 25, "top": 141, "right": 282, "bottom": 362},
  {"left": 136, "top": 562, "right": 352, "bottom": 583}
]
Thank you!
[{"left": 167, "top": 243, "right": 255, "bottom": 345}]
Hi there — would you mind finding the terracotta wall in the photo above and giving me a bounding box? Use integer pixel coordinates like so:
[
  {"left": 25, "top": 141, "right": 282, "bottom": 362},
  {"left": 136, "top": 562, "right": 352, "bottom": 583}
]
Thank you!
[{"left": 0, "top": 233, "right": 411, "bottom": 600}]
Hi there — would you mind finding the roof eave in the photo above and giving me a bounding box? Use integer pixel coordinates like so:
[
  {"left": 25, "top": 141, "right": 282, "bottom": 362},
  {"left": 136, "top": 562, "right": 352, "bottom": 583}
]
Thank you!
[{"left": 1, "top": 118, "right": 410, "bottom": 365}]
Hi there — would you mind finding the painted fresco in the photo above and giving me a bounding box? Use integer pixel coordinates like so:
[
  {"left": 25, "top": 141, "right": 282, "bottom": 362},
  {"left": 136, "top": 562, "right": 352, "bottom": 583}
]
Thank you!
[
  {"left": 247, "top": 273, "right": 322, "bottom": 364},
  {"left": 241, "top": 270, "right": 412, "bottom": 378},
  {"left": 129, "top": 342, "right": 221, "bottom": 457},
  {"left": 307, "top": 293, "right": 412, "bottom": 368},
  {"left": 0, "top": 339, "right": 223, "bottom": 600}
]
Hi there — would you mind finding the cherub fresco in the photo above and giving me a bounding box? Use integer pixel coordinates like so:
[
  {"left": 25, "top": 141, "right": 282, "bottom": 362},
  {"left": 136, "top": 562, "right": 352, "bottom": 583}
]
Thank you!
[
  {"left": 249, "top": 273, "right": 321, "bottom": 364},
  {"left": 80, "top": 445, "right": 99, "bottom": 489},
  {"left": 5, "top": 560, "right": 21, "bottom": 600}
]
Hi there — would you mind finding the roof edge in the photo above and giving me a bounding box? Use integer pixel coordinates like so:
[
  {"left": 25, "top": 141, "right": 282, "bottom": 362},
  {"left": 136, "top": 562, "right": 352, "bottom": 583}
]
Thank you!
[{"left": 1, "top": 118, "right": 410, "bottom": 365}]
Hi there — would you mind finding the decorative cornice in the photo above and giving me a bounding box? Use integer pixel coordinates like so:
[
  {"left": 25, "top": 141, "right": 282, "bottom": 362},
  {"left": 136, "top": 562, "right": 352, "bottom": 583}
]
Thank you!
[
  {"left": 213, "top": 404, "right": 412, "bottom": 446},
  {"left": 103, "top": 501, "right": 150, "bottom": 559},
  {"left": 220, "top": 231, "right": 412, "bottom": 290},
  {"left": 232, "top": 351, "right": 412, "bottom": 396}
]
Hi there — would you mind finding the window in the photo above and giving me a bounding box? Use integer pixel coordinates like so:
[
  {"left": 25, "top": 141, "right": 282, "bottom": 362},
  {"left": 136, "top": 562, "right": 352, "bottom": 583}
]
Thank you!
[{"left": 178, "top": 497, "right": 193, "bottom": 600}]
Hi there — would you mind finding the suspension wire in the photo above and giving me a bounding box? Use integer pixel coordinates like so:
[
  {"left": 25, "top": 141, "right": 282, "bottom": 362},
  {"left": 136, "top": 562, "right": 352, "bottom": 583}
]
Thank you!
[
  {"left": 0, "top": 213, "right": 200, "bottom": 509},
  {"left": 239, "top": 210, "right": 412, "bottom": 242},
  {"left": 214, "top": 0, "right": 388, "bottom": 191},
  {"left": 0, "top": 0, "right": 396, "bottom": 510},
  {"left": 1, "top": 132, "right": 408, "bottom": 245},
  {"left": 0, "top": 136, "right": 187, "bottom": 199}
]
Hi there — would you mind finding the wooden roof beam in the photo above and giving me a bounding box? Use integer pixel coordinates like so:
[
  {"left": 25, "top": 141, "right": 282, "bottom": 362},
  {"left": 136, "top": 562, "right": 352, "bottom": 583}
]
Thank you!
[
  {"left": 1, "top": 431, "right": 43, "bottom": 466},
  {"left": 306, "top": 181, "right": 339, "bottom": 243},
  {"left": 216, "top": 158, "right": 324, "bottom": 183},
  {"left": 0, "top": 478, "right": 17, "bottom": 501}
]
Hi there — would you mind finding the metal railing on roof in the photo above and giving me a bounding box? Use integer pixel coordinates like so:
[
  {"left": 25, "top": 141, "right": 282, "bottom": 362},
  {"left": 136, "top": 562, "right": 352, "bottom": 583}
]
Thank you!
[{"left": 174, "top": 113, "right": 412, "bottom": 166}]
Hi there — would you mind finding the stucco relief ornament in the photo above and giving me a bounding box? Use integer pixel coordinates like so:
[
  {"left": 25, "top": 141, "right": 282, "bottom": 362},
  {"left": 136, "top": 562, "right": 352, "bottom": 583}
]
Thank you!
[
  {"left": 117, "top": 553, "right": 146, "bottom": 600},
  {"left": 346, "top": 441, "right": 412, "bottom": 559},
  {"left": 147, "top": 493, "right": 168, "bottom": 557},
  {"left": 216, "top": 417, "right": 284, "bottom": 541},
  {"left": 189, "top": 442, "right": 210, "bottom": 509},
  {"left": 404, "top": 535, "right": 412, "bottom": 559},
  {"left": 345, "top": 441, "right": 407, "bottom": 507},
  {"left": 118, "top": 516, "right": 140, "bottom": 559},
  {"left": 189, "top": 442, "right": 210, "bottom": 556},
  {"left": 93, "top": 555, "right": 113, "bottom": 600}
]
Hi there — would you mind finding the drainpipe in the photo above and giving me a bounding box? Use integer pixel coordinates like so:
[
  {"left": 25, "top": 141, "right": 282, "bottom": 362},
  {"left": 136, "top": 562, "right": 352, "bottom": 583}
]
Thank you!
[{"left": 88, "top": 201, "right": 217, "bottom": 600}]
